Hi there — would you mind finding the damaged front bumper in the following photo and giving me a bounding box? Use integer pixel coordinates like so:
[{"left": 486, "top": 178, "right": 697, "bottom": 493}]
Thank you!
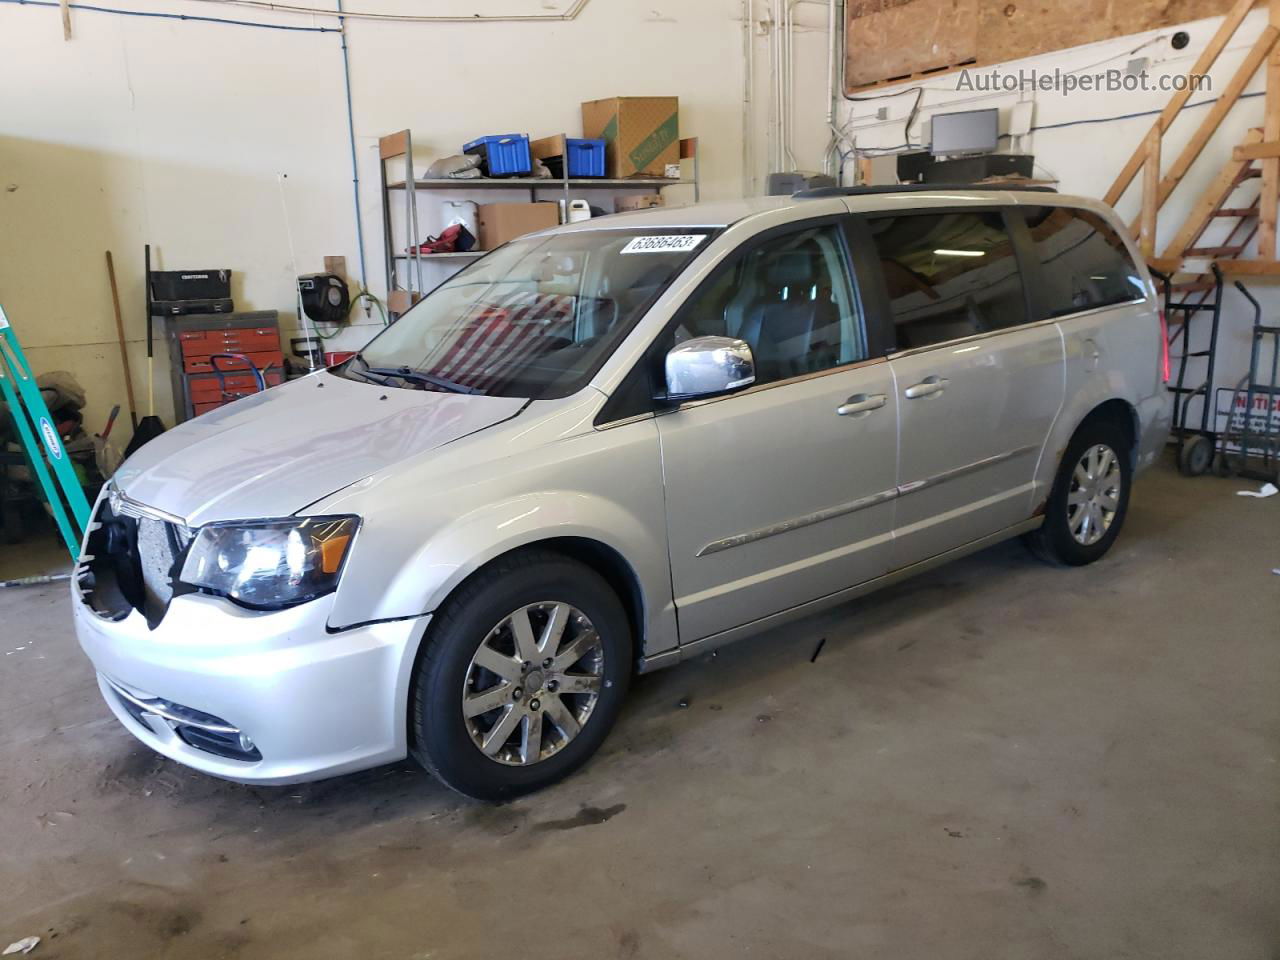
[{"left": 73, "top": 584, "right": 429, "bottom": 785}]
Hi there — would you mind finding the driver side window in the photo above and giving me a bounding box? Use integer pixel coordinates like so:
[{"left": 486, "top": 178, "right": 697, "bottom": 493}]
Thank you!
[{"left": 669, "top": 222, "right": 866, "bottom": 385}]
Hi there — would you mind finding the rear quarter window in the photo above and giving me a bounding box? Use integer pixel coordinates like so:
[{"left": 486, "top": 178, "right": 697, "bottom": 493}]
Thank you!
[{"left": 1021, "top": 206, "right": 1146, "bottom": 318}]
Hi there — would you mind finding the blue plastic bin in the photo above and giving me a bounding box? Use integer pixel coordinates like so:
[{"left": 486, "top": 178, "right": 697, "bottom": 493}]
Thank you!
[
  {"left": 564, "top": 138, "right": 606, "bottom": 177},
  {"left": 462, "top": 134, "right": 532, "bottom": 177}
]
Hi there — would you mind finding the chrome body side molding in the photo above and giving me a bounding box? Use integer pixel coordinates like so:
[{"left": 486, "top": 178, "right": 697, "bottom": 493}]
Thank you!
[{"left": 639, "top": 516, "right": 1042, "bottom": 673}]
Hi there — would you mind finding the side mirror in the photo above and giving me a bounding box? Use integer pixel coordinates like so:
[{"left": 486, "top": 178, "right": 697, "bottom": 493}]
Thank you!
[{"left": 664, "top": 336, "right": 756, "bottom": 401}]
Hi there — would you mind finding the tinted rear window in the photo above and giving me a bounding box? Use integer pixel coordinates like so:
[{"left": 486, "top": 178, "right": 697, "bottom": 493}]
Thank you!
[
  {"left": 1021, "top": 207, "right": 1145, "bottom": 317},
  {"left": 868, "top": 210, "right": 1027, "bottom": 351}
]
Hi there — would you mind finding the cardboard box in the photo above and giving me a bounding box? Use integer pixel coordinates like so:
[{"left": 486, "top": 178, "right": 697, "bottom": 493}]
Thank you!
[
  {"left": 529, "top": 134, "right": 568, "bottom": 163},
  {"left": 582, "top": 96, "right": 679, "bottom": 178},
  {"left": 615, "top": 194, "right": 665, "bottom": 213},
  {"left": 477, "top": 202, "right": 560, "bottom": 249},
  {"left": 387, "top": 289, "right": 421, "bottom": 316}
]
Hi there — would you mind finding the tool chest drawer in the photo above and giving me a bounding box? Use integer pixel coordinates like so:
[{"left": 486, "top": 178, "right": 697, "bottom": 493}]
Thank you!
[
  {"left": 179, "top": 328, "right": 280, "bottom": 358},
  {"left": 182, "top": 350, "right": 282, "bottom": 375},
  {"left": 187, "top": 369, "right": 285, "bottom": 403}
]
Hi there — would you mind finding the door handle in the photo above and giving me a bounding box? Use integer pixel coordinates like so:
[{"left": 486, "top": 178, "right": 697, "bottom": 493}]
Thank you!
[
  {"left": 904, "top": 376, "right": 949, "bottom": 399},
  {"left": 836, "top": 393, "right": 887, "bottom": 417}
]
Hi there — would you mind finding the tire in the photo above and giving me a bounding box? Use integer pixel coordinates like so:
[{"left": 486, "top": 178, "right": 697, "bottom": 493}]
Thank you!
[
  {"left": 409, "top": 550, "right": 632, "bottom": 801},
  {"left": 1178, "top": 434, "right": 1213, "bottom": 477},
  {"left": 1024, "top": 418, "right": 1133, "bottom": 567}
]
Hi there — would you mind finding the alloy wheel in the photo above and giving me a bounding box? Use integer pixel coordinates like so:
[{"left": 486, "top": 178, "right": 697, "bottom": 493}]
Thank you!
[
  {"left": 1067, "top": 443, "right": 1122, "bottom": 546},
  {"left": 461, "top": 602, "right": 605, "bottom": 766}
]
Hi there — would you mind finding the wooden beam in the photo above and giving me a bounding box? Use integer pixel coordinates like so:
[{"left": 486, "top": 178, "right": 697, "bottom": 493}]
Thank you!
[
  {"left": 1261, "top": 0, "right": 1280, "bottom": 258},
  {"left": 1103, "top": 0, "right": 1261, "bottom": 207},
  {"left": 1139, "top": 126, "right": 1161, "bottom": 258},
  {"left": 1148, "top": 255, "right": 1184, "bottom": 275},
  {"left": 1155, "top": 25, "right": 1279, "bottom": 211},
  {"left": 1233, "top": 140, "right": 1280, "bottom": 160},
  {"left": 378, "top": 130, "right": 410, "bottom": 161},
  {"left": 1162, "top": 128, "right": 1264, "bottom": 260},
  {"left": 1213, "top": 258, "right": 1280, "bottom": 273},
  {"left": 58, "top": 0, "right": 71, "bottom": 39}
]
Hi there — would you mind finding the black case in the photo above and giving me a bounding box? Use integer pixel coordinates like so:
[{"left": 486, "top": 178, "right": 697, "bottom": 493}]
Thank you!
[
  {"left": 150, "top": 269, "right": 232, "bottom": 303},
  {"left": 152, "top": 297, "right": 234, "bottom": 316}
]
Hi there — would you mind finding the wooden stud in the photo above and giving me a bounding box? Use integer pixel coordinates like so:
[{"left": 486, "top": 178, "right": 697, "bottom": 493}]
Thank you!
[
  {"left": 1104, "top": 0, "right": 1262, "bottom": 207},
  {"left": 1232, "top": 140, "right": 1280, "bottom": 160},
  {"left": 1213, "top": 258, "right": 1280, "bottom": 273},
  {"left": 1147, "top": 255, "right": 1185, "bottom": 275},
  {"left": 59, "top": 0, "right": 71, "bottom": 39},
  {"left": 1155, "top": 26, "right": 1279, "bottom": 210},
  {"left": 1139, "top": 126, "right": 1161, "bottom": 258},
  {"left": 378, "top": 130, "right": 410, "bottom": 161},
  {"left": 1162, "top": 128, "right": 1264, "bottom": 260},
  {"left": 1260, "top": 0, "right": 1280, "bottom": 257}
]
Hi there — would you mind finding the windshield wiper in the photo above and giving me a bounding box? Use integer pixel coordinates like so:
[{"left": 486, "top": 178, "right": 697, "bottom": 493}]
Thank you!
[
  {"left": 365, "top": 365, "right": 481, "bottom": 395},
  {"left": 345, "top": 365, "right": 392, "bottom": 386}
]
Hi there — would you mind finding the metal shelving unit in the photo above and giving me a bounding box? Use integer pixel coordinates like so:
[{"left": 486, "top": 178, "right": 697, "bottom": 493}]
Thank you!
[{"left": 378, "top": 129, "right": 700, "bottom": 317}]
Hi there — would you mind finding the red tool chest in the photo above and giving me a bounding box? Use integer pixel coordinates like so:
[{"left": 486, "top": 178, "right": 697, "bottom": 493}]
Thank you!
[{"left": 163, "top": 311, "right": 283, "bottom": 421}]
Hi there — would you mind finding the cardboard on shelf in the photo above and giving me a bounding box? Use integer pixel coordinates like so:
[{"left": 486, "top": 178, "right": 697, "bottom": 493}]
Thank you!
[
  {"left": 581, "top": 97, "right": 679, "bottom": 179},
  {"left": 477, "top": 202, "right": 560, "bottom": 250}
]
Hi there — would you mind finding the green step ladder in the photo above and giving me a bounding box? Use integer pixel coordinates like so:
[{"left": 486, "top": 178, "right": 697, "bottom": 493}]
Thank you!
[{"left": 0, "top": 305, "right": 92, "bottom": 559}]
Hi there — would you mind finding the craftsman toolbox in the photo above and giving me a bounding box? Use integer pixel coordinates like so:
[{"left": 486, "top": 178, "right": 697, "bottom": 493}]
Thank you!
[{"left": 150, "top": 269, "right": 234, "bottom": 316}]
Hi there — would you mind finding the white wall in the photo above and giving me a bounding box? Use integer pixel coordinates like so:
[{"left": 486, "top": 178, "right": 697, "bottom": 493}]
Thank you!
[
  {"left": 837, "top": 7, "right": 1279, "bottom": 418},
  {"left": 0, "top": 0, "right": 836, "bottom": 435}
]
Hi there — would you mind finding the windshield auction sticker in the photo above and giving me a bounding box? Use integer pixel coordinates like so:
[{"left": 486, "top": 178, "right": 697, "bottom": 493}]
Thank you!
[{"left": 620, "top": 235, "right": 706, "bottom": 254}]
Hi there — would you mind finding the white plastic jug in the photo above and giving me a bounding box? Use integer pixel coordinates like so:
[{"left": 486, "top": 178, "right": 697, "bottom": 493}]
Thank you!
[
  {"left": 567, "top": 199, "right": 591, "bottom": 223},
  {"left": 441, "top": 200, "right": 478, "bottom": 238}
]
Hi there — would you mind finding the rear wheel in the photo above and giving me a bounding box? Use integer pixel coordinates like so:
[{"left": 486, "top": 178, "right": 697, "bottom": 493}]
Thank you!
[
  {"left": 1025, "top": 419, "right": 1132, "bottom": 566},
  {"left": 1178, "top": 434, "right": 1213, "bottom": 477},
  {"left": 409, "top": 550, "right": 631, "bottom": 801}
]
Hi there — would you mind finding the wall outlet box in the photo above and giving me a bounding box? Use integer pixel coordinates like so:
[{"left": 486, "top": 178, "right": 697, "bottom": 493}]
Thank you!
[{"left": 876, "top": 106, "right": 888, "bottom": 121}]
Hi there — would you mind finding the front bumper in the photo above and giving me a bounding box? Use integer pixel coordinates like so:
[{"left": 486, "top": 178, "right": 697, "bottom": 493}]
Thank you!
[{"left": 73, "top": 588, "right": 429, "bottom": 784}]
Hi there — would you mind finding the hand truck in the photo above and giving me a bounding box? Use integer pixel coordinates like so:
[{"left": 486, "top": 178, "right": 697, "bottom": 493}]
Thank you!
[
  {"left": 1214, "top": 281, "right": 1280, "bottom": 483},
  {"left": 1153, "top": 264, "right": 1227, "bottom": 477}
]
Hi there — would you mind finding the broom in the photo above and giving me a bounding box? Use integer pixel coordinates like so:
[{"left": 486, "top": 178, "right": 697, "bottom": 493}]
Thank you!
[{"left": 124, "top": 243, "right": 167, "bottom": 456}]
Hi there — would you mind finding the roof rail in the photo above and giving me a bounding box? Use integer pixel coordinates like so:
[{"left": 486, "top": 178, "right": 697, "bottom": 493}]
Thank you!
[{"left": 794, "top": 183, "right": 1058, "bottom": 199}]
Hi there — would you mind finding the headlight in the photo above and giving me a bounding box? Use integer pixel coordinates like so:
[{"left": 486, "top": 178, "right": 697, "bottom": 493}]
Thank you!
[{"left": 178, "top": 516, "right": 359, "bottom": 609}]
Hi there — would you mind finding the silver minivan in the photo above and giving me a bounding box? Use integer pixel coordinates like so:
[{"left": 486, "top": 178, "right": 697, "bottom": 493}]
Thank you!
[{"left": 73, "top": 187, "right": 1172, "bottom": 799}]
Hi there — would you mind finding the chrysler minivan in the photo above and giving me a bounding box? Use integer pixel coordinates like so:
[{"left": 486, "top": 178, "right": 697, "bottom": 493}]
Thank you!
[{"left": 73, "top": 186, "right": 1171, "bottom": 800}]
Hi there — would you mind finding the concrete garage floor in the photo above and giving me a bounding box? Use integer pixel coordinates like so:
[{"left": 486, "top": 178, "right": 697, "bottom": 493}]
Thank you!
[{"left": 1, "top": 457, "right": 1277, "bottom": 960}]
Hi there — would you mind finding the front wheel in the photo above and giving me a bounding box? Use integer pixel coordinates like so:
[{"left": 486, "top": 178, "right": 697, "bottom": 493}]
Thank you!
[
  {"left": 1024, "top": 419, "right": 1132, "bottom": 566},
  {"left": 409, "top": 551, "right": 632, "bottom": 801}
]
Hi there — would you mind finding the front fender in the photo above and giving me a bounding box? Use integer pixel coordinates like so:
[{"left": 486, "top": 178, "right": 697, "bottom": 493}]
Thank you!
[
  {"left": 319, "top": 414, "right": 676, "bottom": 656},
  {"left": 381, "top": 489, "right": 675, "bottom": 654}
]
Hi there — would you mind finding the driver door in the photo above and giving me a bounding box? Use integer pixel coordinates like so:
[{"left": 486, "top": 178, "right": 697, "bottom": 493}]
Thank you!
[{"left": 655, "top": 218, "right": 900, "bottom": 642}]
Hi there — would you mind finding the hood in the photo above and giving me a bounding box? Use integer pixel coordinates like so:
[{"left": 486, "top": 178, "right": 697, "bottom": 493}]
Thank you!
[{"left": 113, "top": 372, "right": 527, "bottom": 526}]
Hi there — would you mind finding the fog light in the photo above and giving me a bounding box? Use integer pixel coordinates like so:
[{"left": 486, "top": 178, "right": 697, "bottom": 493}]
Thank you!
[{"left": 238, "top": 733, "right": 256, "bottom": 753}]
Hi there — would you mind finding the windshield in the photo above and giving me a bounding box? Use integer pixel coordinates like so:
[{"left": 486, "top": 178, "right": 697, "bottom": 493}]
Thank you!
[{"left": 348, "top": 228, "right": 714, "bottom": 399}]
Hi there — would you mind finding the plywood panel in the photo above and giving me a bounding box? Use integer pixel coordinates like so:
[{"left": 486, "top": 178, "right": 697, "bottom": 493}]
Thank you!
[
  {"left": 848, "top": 0, "right": 1241, "bottom": 92},
  {"left": 846, "top": 0, "right": 979, "bottom": 89}
]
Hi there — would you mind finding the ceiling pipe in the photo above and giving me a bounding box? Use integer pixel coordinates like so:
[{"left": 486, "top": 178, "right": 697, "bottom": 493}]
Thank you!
[{"left": 182, "top": 0, "right": 592, "bottom": 24}]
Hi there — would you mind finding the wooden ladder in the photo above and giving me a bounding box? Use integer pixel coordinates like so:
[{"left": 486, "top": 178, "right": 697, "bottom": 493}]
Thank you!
[
  {"left": 1156, "top": 139, "right": 1265, "bottom": 302},
  {"left": 1104, "top": 0, "right": 1280, "bottom": 278}
]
